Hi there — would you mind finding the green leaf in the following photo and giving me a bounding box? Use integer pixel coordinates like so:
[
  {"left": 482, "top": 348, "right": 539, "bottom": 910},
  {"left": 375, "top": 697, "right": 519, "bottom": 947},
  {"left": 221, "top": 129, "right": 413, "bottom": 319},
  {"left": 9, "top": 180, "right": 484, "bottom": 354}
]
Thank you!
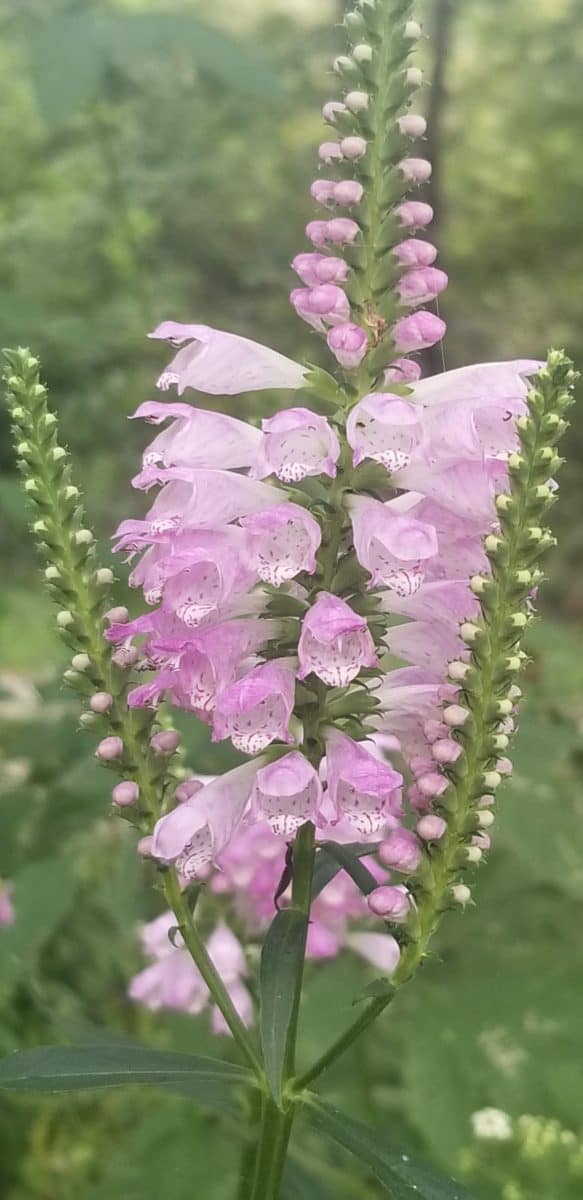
[
  {"left": 20, "top": 8, "right": 281, "bottom": 128},
  {"left": 312, "top": 843, "right": 380, "bottom": 899},
  {"left": 259, "top": 909, "right": 309, "bottom": 1103},
  {"left": 0, "top": 857, "right": 78, "bottom": 995},
  {"left": 321, "top": 842, "right": 380, "bottom": 896},
  {"left": 309, "top": 1101, "right": 477, "bottom": 1200},
  {"left": 0, "top": 1042, "right": 251, "bottom": 1114}
]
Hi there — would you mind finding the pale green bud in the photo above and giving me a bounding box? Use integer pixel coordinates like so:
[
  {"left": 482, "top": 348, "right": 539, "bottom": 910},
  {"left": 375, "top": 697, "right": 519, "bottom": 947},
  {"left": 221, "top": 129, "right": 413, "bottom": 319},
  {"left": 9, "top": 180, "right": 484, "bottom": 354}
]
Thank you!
[
  {"left": 57, "top": 610, "right": 74, "bottom": 628},
  {"left": 452, "top": 884, "right": 471, "bottom": 905},
  {"left": 72, "top": 653, "right": 91, "bottom": 671},
  {"left": 44, "top": 565, "right": 61, "bottom": 581},
  {"left": 74, "top": 529, "right": 94, "bottom": 546}
]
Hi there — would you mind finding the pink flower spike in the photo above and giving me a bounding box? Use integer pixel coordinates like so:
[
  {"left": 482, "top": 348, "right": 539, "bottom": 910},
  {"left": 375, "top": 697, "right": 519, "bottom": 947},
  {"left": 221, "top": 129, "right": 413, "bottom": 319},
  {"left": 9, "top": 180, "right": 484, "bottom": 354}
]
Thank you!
[
  {"left": 252, "top": 752, "right": 323, "bottom": 836},
  {"left": 152, "top": 760, "right": 260, "bottom": 879},
  {"left": 368, "top": 885, "right": 411, "bottom": 923},
  {"left": 393, "top": 311, "right": 447, "bottom": 353},
  {"left": 241, "top": 503, "right": 322, "bottom": 586},
  {"left": 333, "top": 180, "right": 365, "bottom": 207},
  {"left": 290, "top": 285, "right": 350, "bottom": 332},
  {"left": 395, "top": 200, "right": 434, "bottom": 228},
  {"left": 349, "top": 495, "right": 438, "bottom": 595},
  {"left": 379, "top": 828, "right": 422, "bottom": 872},
  {"left": 399, "top": 157, "right": 432, "bottom": 183},
  {"left": 346, "top": 931, "right": 401, "bottom": 975},
  {"left": 319, "top": 141, "right": 343, "bottom": 163},
  {"left": 149, "top": 323, "right": 305, "bottom": 396},
  {"left": 327, "top": 324, "right": 368, "bottom": 369},
  {"left": 298, "top": 593, "right": 377, "bottom": 687},
  {"left": 340, "top": 136, "right": 367, "bottom": 160},
  {"left": 325, "top": 732, "right": 403, "bottom": 834},
  {"left": 253, "top": 408, "right": 341, "bottom": 483},
  {"left": 346, "top": 393, "right": 423, "bottom": 471},
  {"left": 172, "top": 619, "right": 276, "bottom": 715},
  {"left": 292, "top": 253, "right": 349, "bottom": 286},
  {"left": 212, "top": 659, "right": 296, "bottom": 755},
  {"left": 397, "top": 267, "right": 448, "bottom": 306},
  {"left": 325, "top": 218, "right": 361, "bottom": 246},
  {"left": 384, "top": 359, "right": 422, "bottom": 384},
  {"left": 393, "top": 239, "right": 438, "bottom": 267}
]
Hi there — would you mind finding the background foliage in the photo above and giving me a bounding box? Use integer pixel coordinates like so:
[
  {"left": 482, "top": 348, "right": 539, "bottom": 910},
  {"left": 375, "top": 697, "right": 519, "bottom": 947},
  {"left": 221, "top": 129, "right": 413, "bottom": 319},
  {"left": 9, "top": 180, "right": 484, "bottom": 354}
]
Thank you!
[{"left": 0, "top": 0, "right": 582, "bottom": 1196}]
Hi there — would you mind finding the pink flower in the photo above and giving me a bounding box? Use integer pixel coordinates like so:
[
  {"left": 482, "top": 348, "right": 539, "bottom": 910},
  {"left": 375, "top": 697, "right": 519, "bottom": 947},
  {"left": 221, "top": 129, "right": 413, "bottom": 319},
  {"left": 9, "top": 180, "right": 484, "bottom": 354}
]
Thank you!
[
  {"left": 379, "top": 828, "right": 422, "bottom": 873},
  {"left": 149, "top": 322, "right": 305, "bottom": 395},
  {"left": 346, "top": 932, "right": 401, "bottom": 974},
  {"left": 298, "top": 593, "right": 377, "bottom": 686},
  {"left": 368, "top": 885, "right": 411, "bottom": 922},
  {"left": 389, "top": 619, "right": 466, "bottom": 673},
  {"left": 252, "top": 752, "right": 323, "bottom": 836},
  {"left": 131, "top": 402, "right": 261, "bottom": 474},
  {"left": 384, "top": 579, "right": 479, "bottom": 626},
  {"left": 290, "top": 285, "right": 350, "bottom": 332},
  {"left": 346, "top": 393, "right": 423, "bottom": 471},
  {"left": 319, "top": 141, "right": 343, "bottom": 163},
  {"left": 393, "top": 311, "right": 447, "bottom": 353},
  {"left": 241, "top": 503, "right": 321, "bottom": 586},
  {"left": 253, "top": 408, "right": 341, "bottom": 483},
  {"left": 324, "top": 218, "right": 361, "bottom": 246},
  {"left": 310, "top": 179, "right": 337, "bottom": 207},
  {"left": 340, "top": 136, "right": 367, "bottom": 159},
  {"left": 397, "top": 267, "right": 448, "bottom": 306},
  {"left": 349, "top": 495, "right": 439, "bottom": 595},
  {"left": 333, "top": 180, "right": 365, "bottom": 206},
  {"left": 157, "top": 530, "right": 255, "bottom": 627},
  {"left": 0, "top": 883, "right": 14, "bottom": 928},
  {"left": 325, "top": 732, "right": 403, "bottom": 834},
  {"left": 212, "top": 659, "right": 296, "bottom": 754},
  {"left": 151, "top": 760, "right": 260, "bottom": 879},
  {"left": 396, "top": 200, "right": 434, "bottom": 228},
  {"left": 398, "top": 114, "right": 427, "bottom": 137},
  {"left": 327, "top": 323, "right": 368, "bottom": 369},
  {"left": 292, "top": 253, "right": 349, "bottom": 286}
]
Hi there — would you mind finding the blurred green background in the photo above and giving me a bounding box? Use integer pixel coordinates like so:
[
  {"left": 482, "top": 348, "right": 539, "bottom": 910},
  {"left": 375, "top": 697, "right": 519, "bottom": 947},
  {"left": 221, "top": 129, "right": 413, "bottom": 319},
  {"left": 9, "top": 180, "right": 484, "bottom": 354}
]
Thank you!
[{"left": 1, "top": 1, "right": 582, "bottom": 1196}]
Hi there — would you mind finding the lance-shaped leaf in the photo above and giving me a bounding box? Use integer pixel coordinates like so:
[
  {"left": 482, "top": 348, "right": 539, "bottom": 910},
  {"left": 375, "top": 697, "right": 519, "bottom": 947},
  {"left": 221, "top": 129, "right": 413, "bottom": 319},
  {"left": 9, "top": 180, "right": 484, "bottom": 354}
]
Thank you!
[
  {"left": 0, "top": 1043, "right": 252, "bottom": 1115},
  {"left": 259, "top": 909, "right": 309, "bottom": 1104},
  {"left": 309, "top": 1101, "right": 477, "bottom": 1200}
]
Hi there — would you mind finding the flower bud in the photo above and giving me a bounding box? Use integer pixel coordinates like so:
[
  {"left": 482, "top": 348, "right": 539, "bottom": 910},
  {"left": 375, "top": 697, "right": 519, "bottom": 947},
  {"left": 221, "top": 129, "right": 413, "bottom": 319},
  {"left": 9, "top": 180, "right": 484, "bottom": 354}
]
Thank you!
[
  {"left": 112, "top": 781, "right": 139, "bottom": 808},
  {"left": 417, "top": 772, "right": 448, "bottom": 799},
  {"left": 90, "top": 692, "right": 114, "bottom": 714},
  {"left": 95, "top": 568, "right": 114, "bottom": 585},
  {"left": 432, "top": 738, "right": 462, "bottom": 765},
  {"left": 352, "top": 43, "right": 373, "bottom": 63},
  {"left": 151, "top": 730, "right": 181, "bottom": 756},
  {"left": 57, "top": 610, "right": 74, "bottom": 628},
  {"left": 112, "top": 645, "right": 140, "bottom": 669},
  {"left": 452, "top": 884, "right": 471, "bottom": 905},
  {"left": 24, "top": 479, "right": 38, "bottom": 494},
  {"left": 448, "top": 661, "right": 470, "bottom": 681},
  {"left": 51, "top": 446, "right": 67, "bottom": 462},
  {"left": 175, "top": 778, "right": 205, "bottom": 804},
  {"left": 345, "top": 90, "right": 370, "bottom": 113},
  {"left": 72, "top": 653, "right": 91, "bottom": 671},
  {"left": 64, "top": 485, "right": 80, "bottom": 500},
  {"left": 327, "top": 323, "right": 368, "bottom": 369},
  {"left": 137, "top": 835, "right": 154, "bottom": 857},
  {"left": 333, "top": 180, "right": 364, "bottom": 206},
  {"left": 322, "top": 100, "right": 347, "bottom": 123},
  {"left": 466, "top": 845, "right": 483, "bottom": 864},
  {"left": 393, "top": 311, "right": 446, "bottom": 352},
  {"left": 74, "top": 529, "right": 94, "bottom": 546},
  {"left": 396, "top": 201, "right": 434, "bottom": 228},
  {"left": 405, "top": 67, "right": 423, "bottom": 87},
  {"left": 404, "top": 20, "right": 422, "bottom": 38},
  {"left": 477, "top": 809, "right": 495, "bottom": 828},
  {"left": 482, "top": 771, "right": 502, "bottom": 791},
  {"left": 398, "top": 114, "right": 427, "bottom": 138},
  {"left": 417, "top": 814, "right": 447, "bottom": 841},
  {"left": 379, "top": 829, "right": 422, "bottom": 872},
  {"left": 399, "top": 158, "right": 432, "bottom": 183},
  {"left": 368, "top": 885, "right": 411, "bottom": 923},
  {"left": 44, "top": 565, "right": 61, "bottom": 581},
  {"left": 105, "top": 606, "right": 129, "bottom": 624},
  {"left": 334, "top": 55, "right": 358, "bottom": 76},
  {"left": 319, "top": 141, "right": 343, "bottom": 163},
  {"left": 96, "top": 736, "right": 123, "bottom": 761},
  {"left": 443, "top": 705, "right": 469, "bottom": 728},
  {"left": 340, "top": 136, "right": 368, "bottom": 160}
]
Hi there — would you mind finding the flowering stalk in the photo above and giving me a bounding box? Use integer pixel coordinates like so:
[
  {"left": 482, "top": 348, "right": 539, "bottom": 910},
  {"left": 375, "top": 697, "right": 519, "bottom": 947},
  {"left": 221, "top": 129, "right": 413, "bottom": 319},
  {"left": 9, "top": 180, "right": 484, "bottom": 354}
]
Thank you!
[
  {"left": 2, "top": 348, "right": 260, "bottom": 1069},
  {"left": 2, "top": 1, "right": 578, "bottom": 1198}
]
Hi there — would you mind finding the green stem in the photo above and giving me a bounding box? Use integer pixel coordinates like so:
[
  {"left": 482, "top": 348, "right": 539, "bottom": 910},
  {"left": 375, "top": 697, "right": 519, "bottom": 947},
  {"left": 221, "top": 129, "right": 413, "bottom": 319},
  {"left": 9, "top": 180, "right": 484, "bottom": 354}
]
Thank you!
[
  {"left": 249, "top": 1097, "right": 293, "bottom": 1200},
  {"left": 164, "top": 870, "right": 263, "bottom": 1078}
]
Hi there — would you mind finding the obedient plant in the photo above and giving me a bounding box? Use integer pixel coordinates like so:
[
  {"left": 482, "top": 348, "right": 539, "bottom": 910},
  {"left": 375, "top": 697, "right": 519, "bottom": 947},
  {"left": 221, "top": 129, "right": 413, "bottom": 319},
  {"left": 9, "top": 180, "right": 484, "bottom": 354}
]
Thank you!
[{"left": 1, "top": 2, "right": 577, "bottom": 1197}]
